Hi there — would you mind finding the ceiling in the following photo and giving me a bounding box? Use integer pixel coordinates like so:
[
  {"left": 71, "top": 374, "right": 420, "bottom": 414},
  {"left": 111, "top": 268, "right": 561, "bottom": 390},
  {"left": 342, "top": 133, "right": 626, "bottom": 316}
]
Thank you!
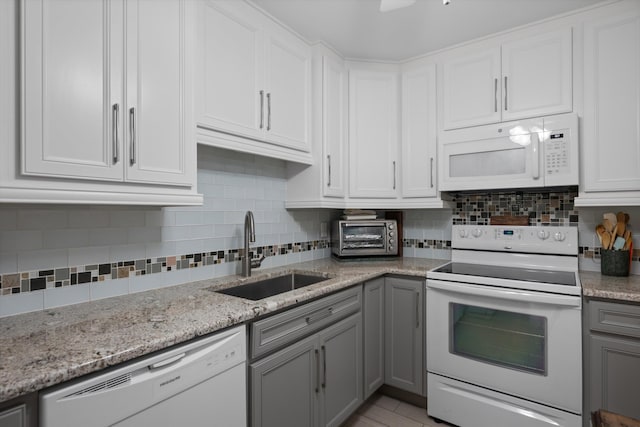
[{"left": 251, "top": 0, "right": 605, "bottom": 61}]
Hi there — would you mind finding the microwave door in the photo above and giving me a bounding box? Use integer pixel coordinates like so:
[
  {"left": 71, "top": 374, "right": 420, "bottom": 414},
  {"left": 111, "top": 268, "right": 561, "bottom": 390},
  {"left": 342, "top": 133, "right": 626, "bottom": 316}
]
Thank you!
[{"left": 440, "top": 132, "right": 540, "bottom": 191}]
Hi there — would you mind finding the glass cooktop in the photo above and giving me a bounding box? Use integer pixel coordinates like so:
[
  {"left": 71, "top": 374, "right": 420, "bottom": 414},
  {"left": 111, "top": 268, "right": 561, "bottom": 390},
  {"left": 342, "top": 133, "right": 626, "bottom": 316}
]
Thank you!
[{"left": 433, "top": 262, "right": 577, "bottom": 287}]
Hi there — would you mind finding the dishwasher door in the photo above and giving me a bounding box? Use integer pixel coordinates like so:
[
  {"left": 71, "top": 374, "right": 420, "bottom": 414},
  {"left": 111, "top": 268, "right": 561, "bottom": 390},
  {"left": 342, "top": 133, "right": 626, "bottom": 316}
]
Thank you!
[{"left": 40, "top": 325, "right": 246, "bottom": 427}]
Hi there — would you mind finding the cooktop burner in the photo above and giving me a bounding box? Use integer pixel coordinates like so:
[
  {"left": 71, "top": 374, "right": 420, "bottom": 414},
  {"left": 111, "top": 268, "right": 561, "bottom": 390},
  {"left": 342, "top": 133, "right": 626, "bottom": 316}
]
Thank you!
[{"left": 433, "top": 262, "right": 577, "bottom": 287}]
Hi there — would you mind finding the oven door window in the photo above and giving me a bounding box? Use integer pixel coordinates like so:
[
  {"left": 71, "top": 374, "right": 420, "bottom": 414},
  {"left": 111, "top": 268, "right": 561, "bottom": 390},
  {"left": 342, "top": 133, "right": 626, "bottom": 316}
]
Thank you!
[
  {"left": 341, "top": 226, "right": 385, "bottom": 249},
  {"left": 450, "top": 303, "right": 547, "bottom": 376}
]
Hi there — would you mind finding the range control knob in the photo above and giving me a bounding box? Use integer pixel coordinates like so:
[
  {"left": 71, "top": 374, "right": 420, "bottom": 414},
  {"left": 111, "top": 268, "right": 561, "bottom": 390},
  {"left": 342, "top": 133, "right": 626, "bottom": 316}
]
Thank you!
[
  {"left": 538, "top": 230, "right": 550, "bottom": 240},
  {"left": 472, "top": 228, "right": 483, "bottom": 238},
  {"left": 388, "top": 224, "right": 394, "bottom": 230},
  {"left": 458, "top": 228, "right": 469, "bottom": 238},
  {"left": 554, "top": 232, "right": 566, "bottom": 242},
  {"left": 389, "top": 232, "right": 394, "bottom": 237}
]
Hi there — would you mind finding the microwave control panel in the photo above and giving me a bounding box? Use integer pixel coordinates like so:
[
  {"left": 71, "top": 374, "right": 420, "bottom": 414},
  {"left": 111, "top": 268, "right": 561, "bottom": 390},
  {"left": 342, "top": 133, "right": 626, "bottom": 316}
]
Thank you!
[{"left": 545, "top": 131, "right": 570, "bottom": 176}]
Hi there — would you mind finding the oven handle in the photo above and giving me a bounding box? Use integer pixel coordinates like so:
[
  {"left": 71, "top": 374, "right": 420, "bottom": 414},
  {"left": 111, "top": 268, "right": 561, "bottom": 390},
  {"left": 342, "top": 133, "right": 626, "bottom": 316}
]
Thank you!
[{"left": 427, "top": 279, "right": 580, "bottom": 307}]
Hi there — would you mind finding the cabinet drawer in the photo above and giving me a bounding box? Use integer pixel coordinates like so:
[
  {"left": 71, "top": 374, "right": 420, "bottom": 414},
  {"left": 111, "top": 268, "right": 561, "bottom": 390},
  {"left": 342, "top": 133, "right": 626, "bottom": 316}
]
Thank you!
[
  {"left": 589, "top": 300, "right": 640, "bottom": 339},
  {"left": 251, "top": 286, "right": 362, "bottom": 359}
]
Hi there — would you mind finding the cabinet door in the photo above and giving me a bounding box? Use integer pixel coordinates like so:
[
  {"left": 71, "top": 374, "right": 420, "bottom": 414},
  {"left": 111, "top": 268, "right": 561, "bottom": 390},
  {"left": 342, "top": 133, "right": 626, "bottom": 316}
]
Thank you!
[
  {"left": 322, "top": 54, "right": 347, "bottom": 198},
  {"left": 124, "top": 0, "right": 192, "bottom": 186},
  {"left": 589, "top": 334, "right": 640, "bottom": 420},
  {"left": 363, "top": 278, "right": 385, "bottom": 399},
  {"left": 265, "top": 27, "right": 312, "bottom": 152},
  {"left": 318, "top": 314, "right": 363, "bottom": 427},
  {"left": 385, "top": 277, "right": 424, "bottom": 396},
  {"left": 442, "top": 47, "right": 501, "bottom": 129},
  {"left": 501, "top": 28, "right": 572, "bottom": 122},
  {"left": 401, "top": 63, "right": 437, "bottom": 198},
  {"left": 251, "top": 335, "right": 318, "bottom": 427},
  {"left": 22, "top": 0, "right": 123, "bottom": 181},
  {"left": 348, "top": 69, "right": 399, "bottom": 198},
  {"left": 197, "top": 0, "right": 264, "bottom": 141},
  {"left": 583, "top": 9, "right": 640, "bottom": 192}
]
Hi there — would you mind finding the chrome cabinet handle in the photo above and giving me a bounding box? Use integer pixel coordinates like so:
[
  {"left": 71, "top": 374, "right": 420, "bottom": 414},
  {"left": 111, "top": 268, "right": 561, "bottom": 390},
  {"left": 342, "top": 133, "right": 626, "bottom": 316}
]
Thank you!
[
  {"left": 321, "top": 345, "right": 326, "bottom": 389},
  {"left": 415, "top": 292, "right": 420, "bottom": 328},
  {"left": 112, "top": 103, "right": 119, "bottom": 164},
  {"left": 266, "top": 92, "right": 271, "bottom": 131},
  {"left": 494, "top": 78, "right": 498, "bottom": 113},
  {"left": 259, "top": 90, "right": 264, "bottom": 129},
  {"left": 129, "top": 107, "right": 136, "bottom": 166},
  {"left": 392, "top": 161, "right": 396, "bottom": 190},
  {"left": 315, "top": 349, "right": 320, "bottom": 393},
  {"left": 327, "top": 155, "right": 331, "bottom": 187},
  {"left": 504, "top": 76, "right": 508, "bottom": 111},
  {"left": 430, "top": 157, "right": 434, "bottom": 188}
]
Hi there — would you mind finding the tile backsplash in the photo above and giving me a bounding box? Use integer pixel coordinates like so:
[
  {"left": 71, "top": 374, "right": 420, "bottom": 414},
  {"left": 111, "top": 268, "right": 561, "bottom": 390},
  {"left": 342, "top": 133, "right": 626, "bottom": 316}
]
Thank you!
[{"left": 0, "top": 147, "right": 335, "bottom": 316}]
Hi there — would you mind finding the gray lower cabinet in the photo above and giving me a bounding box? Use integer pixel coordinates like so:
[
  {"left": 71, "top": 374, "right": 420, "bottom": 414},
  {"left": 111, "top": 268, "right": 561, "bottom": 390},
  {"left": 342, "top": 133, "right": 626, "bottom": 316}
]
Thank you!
[
  {"left": 384, "top": 276, "right": 424, "bottom": 396},
  {"left": 0, "top": 393, "right": 37, "bottom": 427},
  {"left": 251, "top": 313, "right": 362, "bottom": 427},
  {"left": 363, "top": 278, "right": 385, "bottom": 399},
  {"left": 586, "top": 299, "right": 640, "bottom": 421}
]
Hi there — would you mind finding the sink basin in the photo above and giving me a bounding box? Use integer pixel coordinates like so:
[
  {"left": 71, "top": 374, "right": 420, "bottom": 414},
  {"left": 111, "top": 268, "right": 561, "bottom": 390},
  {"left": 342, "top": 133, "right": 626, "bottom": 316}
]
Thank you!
[{"left": 216, "top": 272, "right": 331, "bottom": 301}]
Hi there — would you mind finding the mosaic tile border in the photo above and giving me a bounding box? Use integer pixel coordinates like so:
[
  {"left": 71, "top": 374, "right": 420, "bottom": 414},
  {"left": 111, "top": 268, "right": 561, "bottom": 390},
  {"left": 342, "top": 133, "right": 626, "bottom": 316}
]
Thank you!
[
  {"left": 403, "top": 239, "right": 452, "bottom": 250},
  {"left": 0, "top": 239, "right": 330, "bottom": 296},
  {"left": 579, "top": 246, "right": 640, "bottom": 263},
  {"left": 451, "top": 188, "right": 579, "bottom": 226}
]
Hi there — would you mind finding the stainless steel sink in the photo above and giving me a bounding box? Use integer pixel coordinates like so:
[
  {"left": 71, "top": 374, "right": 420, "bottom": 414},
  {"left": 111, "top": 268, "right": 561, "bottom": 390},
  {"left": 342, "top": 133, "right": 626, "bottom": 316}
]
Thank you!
[{"left": 215, "top": 272, "right": 331, "bottom": 301}]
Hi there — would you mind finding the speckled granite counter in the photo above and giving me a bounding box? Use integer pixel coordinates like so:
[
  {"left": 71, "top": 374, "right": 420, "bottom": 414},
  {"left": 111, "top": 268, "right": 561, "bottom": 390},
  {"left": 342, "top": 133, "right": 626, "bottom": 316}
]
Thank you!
[
  {"left": 0, "top": 257, "right": 444, "bottom": 403},
  {"left": 580, "top": 270, "right": 640, "bottom": 303}
]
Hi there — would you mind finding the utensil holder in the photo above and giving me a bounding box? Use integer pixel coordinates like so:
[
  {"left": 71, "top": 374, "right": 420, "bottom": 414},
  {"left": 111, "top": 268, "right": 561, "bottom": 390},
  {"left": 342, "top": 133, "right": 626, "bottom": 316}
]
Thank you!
[{"left": 601, "top": 249, "right": 630, "bottom": 277}]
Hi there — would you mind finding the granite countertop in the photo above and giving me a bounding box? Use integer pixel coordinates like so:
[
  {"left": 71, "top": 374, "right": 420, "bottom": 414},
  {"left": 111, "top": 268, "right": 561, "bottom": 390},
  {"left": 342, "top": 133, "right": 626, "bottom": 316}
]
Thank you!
[
  {"left": 580, "top": 270, "right": 640, "bottom": 303},
  {"left": 0, "top": 257, "right": 444, "bottom": 403}
]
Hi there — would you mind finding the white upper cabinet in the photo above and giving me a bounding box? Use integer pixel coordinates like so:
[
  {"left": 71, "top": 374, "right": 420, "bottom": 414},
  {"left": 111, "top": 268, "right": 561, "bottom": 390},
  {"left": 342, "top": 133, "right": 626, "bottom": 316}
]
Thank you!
[
  {"left": 197, "top": 0, "right": 264, "bottom": 141},
  {"left": 402, "top": 63, "right": 437, "bottom": 198},
  {"left": 349, "top": 67, "right": 399, "bottom": 199},
  {"left": 442, "top": 28, "right": 572, "bottom": 130},
  {"left": 442, "top": 47, "right": 501, "bottom": 130},
  {"left": 501, "top": 29, "right": 572, "bottom": 122},
  {"left": 22, "top": 0, "right": 123, "bottom": 181},
  {"left": 322, "top": 54, "right": 347, "bottom": 198},
  {"left": 197, "top": 0, "right": 311, "bottom": 157},
  {"left": 576, "top": 2, "right": 640, "bottom": 205},
  {"left": 22, "top": 0, "right": 194, "bottom": 189}
]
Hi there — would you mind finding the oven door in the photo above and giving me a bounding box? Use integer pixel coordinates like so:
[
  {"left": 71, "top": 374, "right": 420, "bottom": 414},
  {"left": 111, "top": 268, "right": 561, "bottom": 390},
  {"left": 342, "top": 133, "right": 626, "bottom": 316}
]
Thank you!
[{"left": 426, "top": 279, "right": 581, "bottom": 414}]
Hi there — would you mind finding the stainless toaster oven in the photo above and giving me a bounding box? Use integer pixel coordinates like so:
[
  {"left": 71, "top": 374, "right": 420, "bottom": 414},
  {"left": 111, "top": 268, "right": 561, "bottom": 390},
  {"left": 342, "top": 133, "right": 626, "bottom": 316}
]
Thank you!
[{"left": 331, "top": 220, "right": 398, "bottom": 257}]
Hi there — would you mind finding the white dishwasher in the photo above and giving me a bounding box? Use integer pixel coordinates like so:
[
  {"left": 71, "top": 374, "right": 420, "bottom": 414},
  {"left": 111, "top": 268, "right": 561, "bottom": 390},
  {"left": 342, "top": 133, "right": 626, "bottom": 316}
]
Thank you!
[{"left": 40, "top": 324, "right": 246, "bottom": 427}]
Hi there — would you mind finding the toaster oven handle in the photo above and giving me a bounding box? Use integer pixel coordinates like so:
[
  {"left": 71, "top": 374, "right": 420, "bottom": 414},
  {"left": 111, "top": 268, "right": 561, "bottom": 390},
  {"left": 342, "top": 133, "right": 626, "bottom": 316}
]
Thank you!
[
  {"left": 531, "top": 132, "right": 540, "bottom": 180},
  {"left": 427, "top": 279, "right": 580, "bottom": 307}
]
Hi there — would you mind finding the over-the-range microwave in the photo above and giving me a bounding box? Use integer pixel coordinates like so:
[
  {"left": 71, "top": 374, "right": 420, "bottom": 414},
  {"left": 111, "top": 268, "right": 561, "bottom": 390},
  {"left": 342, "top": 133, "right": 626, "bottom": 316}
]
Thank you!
[
  {"left": 438, "top": 113, "right": 578, "bottom": 192},
  {"left": 332, "top": 220, "right": 398, "bottom": 257}
]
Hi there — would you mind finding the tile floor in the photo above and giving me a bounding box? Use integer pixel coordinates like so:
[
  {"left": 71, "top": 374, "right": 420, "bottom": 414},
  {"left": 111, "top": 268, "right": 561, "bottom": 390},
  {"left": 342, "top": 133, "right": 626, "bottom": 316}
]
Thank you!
[{"left": 343, "top": 393, "right": 454, "bottom": 427}]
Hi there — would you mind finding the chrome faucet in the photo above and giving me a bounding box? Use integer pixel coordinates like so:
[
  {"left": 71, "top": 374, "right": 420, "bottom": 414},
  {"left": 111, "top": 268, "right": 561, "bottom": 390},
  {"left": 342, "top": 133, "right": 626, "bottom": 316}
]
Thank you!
[{"left": 242, "top": 211, "right": 265, "bottom": 277}]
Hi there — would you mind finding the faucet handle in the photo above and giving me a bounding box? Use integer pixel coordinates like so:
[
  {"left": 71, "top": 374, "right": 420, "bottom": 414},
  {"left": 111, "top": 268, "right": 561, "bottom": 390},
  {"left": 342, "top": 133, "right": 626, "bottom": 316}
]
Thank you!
[{"left": 251, "top": 255, "right": 266, "bottom": 268}]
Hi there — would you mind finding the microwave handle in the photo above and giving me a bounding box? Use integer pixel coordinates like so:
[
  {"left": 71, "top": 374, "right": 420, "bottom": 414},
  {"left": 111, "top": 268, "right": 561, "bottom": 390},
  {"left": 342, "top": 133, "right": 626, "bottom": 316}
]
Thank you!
[{"left": 531, "top": 132, "right": 540, "bottom": 180}]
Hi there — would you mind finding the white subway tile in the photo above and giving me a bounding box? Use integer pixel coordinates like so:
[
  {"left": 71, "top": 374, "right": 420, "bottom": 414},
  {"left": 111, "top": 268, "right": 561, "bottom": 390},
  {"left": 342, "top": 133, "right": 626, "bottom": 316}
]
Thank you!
[
  {"left": 17, "top": 210, "right": 68, "bottom": 230},
  {"left": 175, "top": 239, "right": 204, "bottom": 255},
  {"left": 69, "top": 246, "right": 110, "bottom": 267},
  {"left": 0, "top": 252, "right": 18, "bottom": 275},
  {"left": 175, "top": 211, "right": 204, "bottom": 226},
  {"left": 129, "top": 273, "right": 164, "bottom": 294},
  {"left": 109, "top": 211, "right": 146, "bottom": 227},
  {"left": 43, "top": 229, "right": 90, "bottom": 249},
  {"left": 90, "top": 278, "right": 130, "bottom": 301},
  {"left": 68, "top": 210, "right": 109, "bottom": 228},
  {"left": 0, "top": 230, "right": 43, "bottom": 251},
  {"left": 127, "top": 227, "right": 162, "bottom": 244},
  {"left": 145, "top": 210, "right": 173, "bottom": 227},
  {"left": 189, "top": 265, "right": 215, "bottom": 282},
  {"left": 109, "top": 244, "right": 146, "bottom": 263},
  {"left": 89, "top": 228, "right": 129, "bottom": 246},
  {"left": 0, "top": 291, "right": 44, "bottom": 317},
  {"left": 189, "top": 224, "right": 214, "bottom": 240},
  {"left": 44, "top": 284, "right": 91, "bottom": 309},
  {"left": 0, "top": 210, "right": 17, "bottom": 230},
  {"left": 224, "top": 211, "right": 244, "bottom": 225},
  {"left": 163, "top": 268, "right": 191, "bottom": 287},
  {"left": 18, "top": 249, "right": 68, "bottom": 272},
  {"left": 145, "top": 241, "right": 177, "bottom": 258}
]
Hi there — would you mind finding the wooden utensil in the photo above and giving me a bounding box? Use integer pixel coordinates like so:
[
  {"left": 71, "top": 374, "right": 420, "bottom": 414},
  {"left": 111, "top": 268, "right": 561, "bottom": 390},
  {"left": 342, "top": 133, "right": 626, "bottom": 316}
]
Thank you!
[
  {"left": 604, "top": 212, "right": 617, "bottom": 229},
  {"left": 601, "top": 231, "right": 611, "bottom": 251},
  {"left": 603, "top": 218, "right": 614, "bottom": 234},
  {"left": 595, "top": 224, "right": 606, "bottom": 246},
  {"left": 616, "top": 211, "right": 627, "bottom": 236}
]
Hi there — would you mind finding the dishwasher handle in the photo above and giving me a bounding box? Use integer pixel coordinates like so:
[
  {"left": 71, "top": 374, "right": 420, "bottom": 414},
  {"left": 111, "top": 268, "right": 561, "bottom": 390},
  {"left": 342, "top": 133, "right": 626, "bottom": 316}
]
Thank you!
[{"left": 148, "top": 352, "right": 186, "bottom": 371}]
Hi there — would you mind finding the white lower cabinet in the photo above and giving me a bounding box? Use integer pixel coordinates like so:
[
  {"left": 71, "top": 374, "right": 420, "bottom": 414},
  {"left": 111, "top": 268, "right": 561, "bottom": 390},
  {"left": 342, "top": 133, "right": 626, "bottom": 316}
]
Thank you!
[
  {"left": 3, "top": 0, "right": 200, "bottom": 205},
  {"left": 576, "top": 1, "right": 640, "bottom": 206},
  {"left": 250, "top": 313, "right": 362, "bottom": 427}
]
